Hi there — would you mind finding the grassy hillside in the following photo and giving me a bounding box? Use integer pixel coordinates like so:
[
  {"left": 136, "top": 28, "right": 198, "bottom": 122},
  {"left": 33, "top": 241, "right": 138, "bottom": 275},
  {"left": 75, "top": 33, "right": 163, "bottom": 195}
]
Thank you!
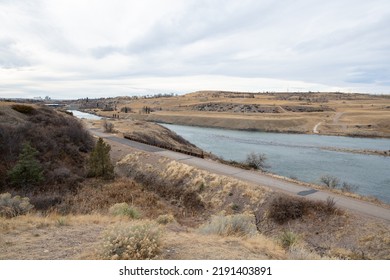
[
  {"left": 0, "top": 103, "right": 93, "bottom": 199},
  {"left": 1, "top": 101, "right": 389, "bottom": 260}
]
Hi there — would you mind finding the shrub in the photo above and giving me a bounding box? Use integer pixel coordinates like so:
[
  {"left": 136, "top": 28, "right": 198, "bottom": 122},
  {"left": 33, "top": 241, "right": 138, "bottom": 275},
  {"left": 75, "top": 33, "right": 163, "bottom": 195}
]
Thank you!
[
  {"left": 199, "top": 214, "right": 257, "bottom": 237},
  {"left": 120, "top": 106, "right": 132, "bottom": 113},
  {"left": 8, "top": 142, "right": 44, "bottom": 188},
  {"left": 87, "top": 138, "right": 114, "bottom": 179},
  {"left": 11, "top": 104, "right": 35, "bottom": 114},
  {"left": 108, "top": 203, "right": 140, "bottom": 219},
  {"left": 101, "top": 221, "right": 161, "bottom": 260},
  {"left": 320, "top": 175, "right": 340, "bottom": 189},
  {"left": 103, "top": 121, "right": 115, "bottom": 133},
  {"left": 156, "top": 214, "right": 176, "bottom": 225},
  {"left": 244, "top": 152, "right": 268, "bottom": 170},
  {"left": 268, "top": 195, "right": 338, "bottom": 224},
  {"left": 341, "top": 182, "right": 359, "bottom": 193},
  {"left": 0, "top": 193, "right": 34, "bottom": 218}
]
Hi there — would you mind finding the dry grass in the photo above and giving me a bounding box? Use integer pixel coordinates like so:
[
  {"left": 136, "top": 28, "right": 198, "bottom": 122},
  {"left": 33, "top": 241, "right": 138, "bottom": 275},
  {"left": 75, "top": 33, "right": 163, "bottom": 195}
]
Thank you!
[
  {"left": 115, "top": 152, "right": 269, "bottom": 216},
  {"left": 267, "top": 195, "right": 339, "bottom": 224},
  {"left": 199, "top": 214, "right": 257, "bottom": 237},
  {"left": 0, "top": 213, "right": 286, "bottom": 260},
  {"left": 61, "top": 178, "right": 176, "bottom": 219},
  {"left": 84, "top": 91, "right": 390, "bottom": 137}
]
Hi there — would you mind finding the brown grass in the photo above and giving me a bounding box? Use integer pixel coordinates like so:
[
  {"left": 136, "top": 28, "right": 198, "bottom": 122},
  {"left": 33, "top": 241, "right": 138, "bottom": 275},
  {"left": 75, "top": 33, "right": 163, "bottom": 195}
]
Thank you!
[
  {"left": 61, "top": 178, "right": 177, "bottom": 219},
  {"left": 82, "top": 91, "right": 390, "bottom": 137}
]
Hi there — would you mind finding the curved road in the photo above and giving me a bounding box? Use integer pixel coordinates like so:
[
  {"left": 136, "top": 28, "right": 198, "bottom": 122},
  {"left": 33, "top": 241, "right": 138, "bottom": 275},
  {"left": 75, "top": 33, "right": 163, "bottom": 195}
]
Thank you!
[{"left": 91, "top": 129, "right": 390, "bottom": 222}]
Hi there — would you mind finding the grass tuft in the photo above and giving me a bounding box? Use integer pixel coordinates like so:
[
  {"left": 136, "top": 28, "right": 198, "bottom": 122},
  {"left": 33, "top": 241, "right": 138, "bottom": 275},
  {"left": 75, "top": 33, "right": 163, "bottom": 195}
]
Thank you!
[
  {"left": 156, "top": 214, "right": 176, "bottom": 225},
  {"left": 108, "top": 203, "right": 141, "bottom": 219},
  {"left": 199, "top": 214, "right": 257, "bottom": 237}
]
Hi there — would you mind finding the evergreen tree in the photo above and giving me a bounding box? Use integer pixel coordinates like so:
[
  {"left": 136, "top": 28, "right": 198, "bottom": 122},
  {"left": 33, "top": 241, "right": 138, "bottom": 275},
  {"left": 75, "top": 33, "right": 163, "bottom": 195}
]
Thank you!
[
  {"left": 8, "top": 143, "right": 44, "bottom": 188},
  {"left": 87, "top": 138, "right": 114, "bottom": 179}
]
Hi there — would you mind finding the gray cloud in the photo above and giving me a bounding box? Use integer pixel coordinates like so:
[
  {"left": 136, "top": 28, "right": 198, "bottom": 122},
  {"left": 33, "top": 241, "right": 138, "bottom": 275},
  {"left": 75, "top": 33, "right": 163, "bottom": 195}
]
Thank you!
[
  {"left": 0, "top": 38, "right": 30, "bottom": 68},
  {"left": 2, "top": 0, "right": 390, "bottom": 98}
]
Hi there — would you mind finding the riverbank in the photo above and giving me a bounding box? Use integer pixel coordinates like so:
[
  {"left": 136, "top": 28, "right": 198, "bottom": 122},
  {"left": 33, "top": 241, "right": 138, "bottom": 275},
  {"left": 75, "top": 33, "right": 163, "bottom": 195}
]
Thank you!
[{"left": 72, "top": 90, "right": 390, "bottom": 139}]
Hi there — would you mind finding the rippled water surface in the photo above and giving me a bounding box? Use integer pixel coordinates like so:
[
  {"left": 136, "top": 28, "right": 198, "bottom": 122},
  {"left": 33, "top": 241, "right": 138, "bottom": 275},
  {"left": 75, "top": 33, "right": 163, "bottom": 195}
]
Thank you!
[{"left": 162, "top": 123, "right": 390, "bottom": 203}]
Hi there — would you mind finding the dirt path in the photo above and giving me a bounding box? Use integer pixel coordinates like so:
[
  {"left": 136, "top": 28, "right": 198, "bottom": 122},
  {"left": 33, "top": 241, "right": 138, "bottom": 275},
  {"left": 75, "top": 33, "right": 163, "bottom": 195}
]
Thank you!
[
  {"left": 313, "top": 122, "right": 322, "bottom": 133},
  {"left": 333, "top": 112, "right": 344, "bottom": 124}
]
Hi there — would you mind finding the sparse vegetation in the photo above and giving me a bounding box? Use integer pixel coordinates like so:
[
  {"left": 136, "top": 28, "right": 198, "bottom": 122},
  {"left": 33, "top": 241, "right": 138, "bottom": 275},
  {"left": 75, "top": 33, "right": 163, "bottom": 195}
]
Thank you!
[
  {"left": 320, "top": 175, "right": 340, "bottom": 189},
  {"left": 244, "top": 152, "right": 268, "bottom": 170},
  {"left": 101, "top": 221, "right": 161, "bottom": 260},
  {"left": 341, "top": 182, "right": 359, "bottom": 193},
  {"left": 320, "top": 175, "right": 359, "bottom": 194},
  {"left": 103, "top": 120, "right": 115, "bottom": 133},
  {"left": 199, "top": 214, "right": 257, "bottom": 237},
  {"left": 108, "top": 203, "right": 140, "bottom": 219},
  {"left": 0, "top": 193, "right": 34, "bottom": 218}
]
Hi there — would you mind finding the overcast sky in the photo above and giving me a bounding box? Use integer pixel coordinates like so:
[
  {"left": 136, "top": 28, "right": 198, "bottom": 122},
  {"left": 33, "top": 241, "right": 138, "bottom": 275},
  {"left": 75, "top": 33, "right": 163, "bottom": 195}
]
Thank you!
[{"left": 1, "top": 0, "right": 390, "bottom": 99}]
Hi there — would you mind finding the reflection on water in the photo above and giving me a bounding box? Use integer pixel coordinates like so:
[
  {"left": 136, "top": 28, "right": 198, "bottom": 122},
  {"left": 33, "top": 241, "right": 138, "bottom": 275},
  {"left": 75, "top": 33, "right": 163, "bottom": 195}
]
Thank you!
[{"left": 162, "top": 123, "right": 390, "bottom": 203}]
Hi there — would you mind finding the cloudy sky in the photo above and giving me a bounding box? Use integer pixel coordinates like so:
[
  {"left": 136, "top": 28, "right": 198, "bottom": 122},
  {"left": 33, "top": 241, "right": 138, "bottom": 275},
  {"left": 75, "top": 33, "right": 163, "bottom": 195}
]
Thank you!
[{"left": 1, "top": 0, "right": 390, "bottom": 99}]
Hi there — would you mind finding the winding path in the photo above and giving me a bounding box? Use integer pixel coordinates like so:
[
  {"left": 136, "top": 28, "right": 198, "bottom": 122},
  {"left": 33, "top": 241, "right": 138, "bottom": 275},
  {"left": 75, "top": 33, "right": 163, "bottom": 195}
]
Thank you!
[
  {"left": 90, "top": 129, "right": 390, "bottom": 222},
  {"left": 313, "top": 122, "right": 322, "bottom": 133}
]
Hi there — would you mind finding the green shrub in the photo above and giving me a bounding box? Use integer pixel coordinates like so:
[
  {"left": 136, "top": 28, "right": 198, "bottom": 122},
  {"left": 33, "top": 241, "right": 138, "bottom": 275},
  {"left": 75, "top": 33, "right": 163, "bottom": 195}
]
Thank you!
[
  {"left": 87, "top": 138, "right": 114, "bottom": 179},
  {"left": 0, "top": 193, "right": 34, "bottom": 218},
  {"left": 11, "top": 104, "right": 35, "bottom": 115},
  {"left": 101, "top": 221, "right": 161, "bottom": 260},
  {"left": 108, "top": 203, "right": 140, "bottom": 219},
  {"left": 199, "top": 214, "right": 257, "bottom": 237},
  {"left": 156, "top": 214, "right": 176, "bottom": 225}
]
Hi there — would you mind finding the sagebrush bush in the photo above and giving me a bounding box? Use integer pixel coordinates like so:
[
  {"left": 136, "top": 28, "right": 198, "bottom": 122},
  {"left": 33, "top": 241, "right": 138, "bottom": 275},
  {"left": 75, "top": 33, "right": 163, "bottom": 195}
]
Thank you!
[
  {"left": 0, "top": 193, "right": 34, "bottom": 218},
  {"left": 109, "top": 203, "right": 140, "bottom": 219},
  {"left": 199, "top": 214, "right": 257, "bottom": 237},
  {"left": 101, "top": 221, "right": 161, "bottom": 260},
  {"left": 156, "top": 214, "right": 176, "bottom": 225}
]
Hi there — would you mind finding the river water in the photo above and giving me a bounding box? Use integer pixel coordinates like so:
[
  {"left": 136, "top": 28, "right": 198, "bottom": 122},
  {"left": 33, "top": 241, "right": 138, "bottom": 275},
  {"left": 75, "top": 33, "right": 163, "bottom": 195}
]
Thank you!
[
  {"left": 161, "top": 123, "right": 390, "bottom": 203},
  {"left": 68, "top": 110, "right": 103, "bottom": 120}
]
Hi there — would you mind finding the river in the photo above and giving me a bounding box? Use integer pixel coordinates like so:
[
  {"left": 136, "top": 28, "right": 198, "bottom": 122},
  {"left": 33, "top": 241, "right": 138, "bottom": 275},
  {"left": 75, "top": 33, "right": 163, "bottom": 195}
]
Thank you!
[
  {"left": 161, "top": 123, "right": 390, "bottom": 203},
  {"left": 68, "top": 110, "right": 103, "bottom": 120}
]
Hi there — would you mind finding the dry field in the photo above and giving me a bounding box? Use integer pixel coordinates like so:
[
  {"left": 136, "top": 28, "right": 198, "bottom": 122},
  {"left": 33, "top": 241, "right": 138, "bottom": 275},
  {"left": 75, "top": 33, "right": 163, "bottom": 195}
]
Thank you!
[{"left": 80, "top": 91, "right": 390, "bottom": 137}]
